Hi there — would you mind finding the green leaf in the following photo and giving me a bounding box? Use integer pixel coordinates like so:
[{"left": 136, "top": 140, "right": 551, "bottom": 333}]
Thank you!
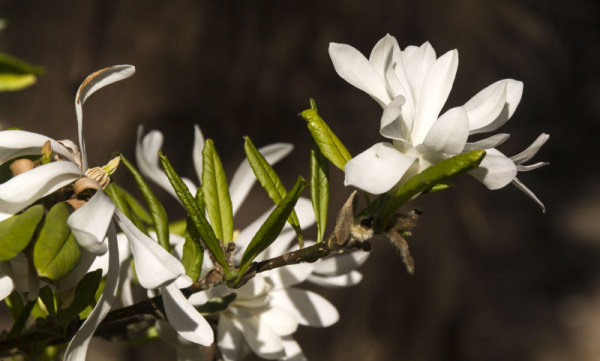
[
  {"left": 7, "top": 300, "right": 35, "bottom": 338},
  {"left": 237, "top": 176, "right": 307, "bottom": 281},
  {"left": 0, "top": 205, "right": 44, "bottom": 261},
  {"left": 0, "top": 53, "right": 44, "bottom": 75},
  {"left": 114, "top": 184, "right": 153, "bottom": 224},
  {"left": 181, "top": 217, "right": 204, "bottom": 282},
  {"left": 105, "top": 183, "right": 149, "bottom": 235},
  {"left": 310, "top": 139, "right": 329, "bottom": 243},
  {"left": 244, "top": 136, "right": 303, "bottom": 245},
  {"left": 159, "top": 152, "right": 228, "bottom": 271},
  {"left": 0, "top": 74, "right": 36, "bottom": 91},
  {"left": 33, "top": 203, "right": 81, "bottom": 282},
  {"left": 202, "top": 139, "right": 234, "bottom": 243},
  {"left": 57, "top": 269, "right": 102, "bottom": 329},
  {"left": 301, "top": 107, "right": 352, "bottom": 171},
  {"left": 380, "top": 150, "right": 487, "bottom": 227},
  {"left": 38, "top": 286, "right": 56, "bottom": 319},
  {"left": 118, "top": 154, "right": 170, "bottom": 252}
]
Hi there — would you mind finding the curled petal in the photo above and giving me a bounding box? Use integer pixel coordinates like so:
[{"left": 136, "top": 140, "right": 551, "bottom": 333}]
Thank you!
[
  {"left": 64, "top": 222, "right": 120, "bottom": 361},
  {"left": 192, "top": 125, "right": 206, "bottom": 183},
  {"left": 0, "top": 130, "right": 74, "bottom": 165},
  {"left": 136, "top": 126, "right": 197, "bottom": 199},
  {"left": 511, "top": 133, "right": 550, "bottom": 165},
  {"left": 0, "top": 161, "right": 82, "bottom": 221},
  {"left": 68, "top": 191, "right": 115, "bottom": 254},
  {"left": 412, "top": 49, "right": 459, "bottom": 144},
  {"left": 307, "top": 271, "right": 363, "bottom": 288},
  {"left": 380, "top": 96, "right": 409, "bottom": 141},
  {"left": 512, "top": 177, "right": 545, "bottom": 212},
  {"left": 368, "top": 34, "right": 398, "bottom": 77},
  {"left": 229, "top": 142, "right": 294, "bottom": 217},
  {"left": 329, "top": 42, "right": 391, "bottom": 106},
  {"left": 517, "top": 162, "right": 549, "bottom": 172},
  {"left": 75, "top": 65, "right": 136, "bottom": 170},
  {"left": 270, "top": 288, "right": 339, "bottom": 327},
  {"left": 469, "top": 148, "right": 517, "bottom": 190},
  {"left": 162, "top": 282, "right": 214, "bottom": 346},
  {"left": 344, "top": 143, "right": 417, "bottom": 195},
  {"left": 463, "top": 134, "right": 510, "bottom": 151},
  {"left": 422, "top": 106, "right": 469, "bottom": 155},
  {"left": 468, "top": 80, "right": 523, "bottom": 135},
  {"left": 464, "top": 80, "right": 507, "bottom": 133},
  {"left": 114, "top": 210, "right": 184, "bottom": 289}
]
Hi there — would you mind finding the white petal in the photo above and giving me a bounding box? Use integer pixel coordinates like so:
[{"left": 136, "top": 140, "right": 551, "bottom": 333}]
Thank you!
[
  {"left": 68, "top": 191, "right": 115, "bottom": 254},
  {"left": 344, "top": 143, "right": 417, "bottom": 195},
  {"left": 5, "top": 253, "right": 36, "bottom": 294},
  {"left": 329, "top": 42, "right": 391, "bottom": 106},
  {"left": 218, "top": 315, "right": 245, "bottom": 361},
  {"left": 469, "top": 148, "right": 517, "bottom": 189},
  {"left": 313, "top": 251, "right": 370, "bottom": 277},
  {"left": 229, "top": 143, "right": 294, "bottom": 217},
  {"left": 511, "top": 133, "right": 549, "bottom": 164},
  {"left": 463, "top": 134, "right": 510, "bottom": 151},
  {"left": 368, "top": 34, "right": 397, "bottom": 77},
  {"left": 64, "top": 222, "right": 120, "bottom": 361},
  {"left": 263, "top": 263, "right": 314, "bottom": 290},
  {"left": 136, "top": 126, "right": 197, "bottom": 200},
  {"left": 281, "top": 336, "right": 307, "bottom": 361},
  {"left": 235, "top": 276, "right": 267, "bottom": 300},
  {"left": 517, "top": 162, "right": 549, "bottom": 172},
  {"left": 463, "top": 80, "right": 507, "bottom": 133},
  {"left": 89, "top": 233, "right": 131, "bottom": 277},
  {"left": 468, "top": 80, "right": 524, "bottom": 135},
  {"left": 192, "top": 125, "right": 206, "bottom": 183},
  {"left": 270, "top": 288, "right": 339, "bottom": 327},
  {"left": 512, "top": 177, "right": 545, "bottom": 212},
  {"left": 422, "top": 106, "right": 469, "bottom": 155},
  {"left": 380, "top": 95, "right": 410, "bottom": 141},
  {"left": 411, "top": 49, "right": 459, "bottom": 144},
  {"left": 307, "top": 271, "right": 363, "bottom": 288},
  {"left": 0, "top": 130, "right": 74, "bottom": 165},
  {"left": 257, "top": 306, "right": 298, "bottom": 336},
  {"left": 0, "top": 268, "right": 14, "bottom": 300},
  {"left": 403, "top": 42, "right": 437, "bottom": 106},
  {"left": 75, "top": 65, "right": 135, "bottom": 170},
  {"left": 115, "top": 210, "right": 184, "bottom": 289},
  {"left": 237, "top": 315, "right": 285, "bottom": 359},
  {"left": 162, "top": 282, "right": 214, "bottom": 346},
  {"left": 0, "top": 161, "right": 82, "bottom": 221}
]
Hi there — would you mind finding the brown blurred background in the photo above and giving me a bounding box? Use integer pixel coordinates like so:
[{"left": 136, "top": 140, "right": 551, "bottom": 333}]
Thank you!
[{"left": 0, "top": 0, "right": 599, "bottom": 360}]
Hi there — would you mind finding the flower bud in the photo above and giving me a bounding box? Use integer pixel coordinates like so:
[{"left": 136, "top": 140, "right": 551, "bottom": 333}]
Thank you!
[{"left": 9, "top": 159, "right": 35, "bottom": 176}]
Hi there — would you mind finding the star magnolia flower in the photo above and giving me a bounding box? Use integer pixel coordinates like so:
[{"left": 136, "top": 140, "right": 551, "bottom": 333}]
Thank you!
[
  {"left": 0, "top": 65, "right": 213, "bottom": 360},
  {"left": 329, "top": 34, "right": 548, "bottom": 209}
]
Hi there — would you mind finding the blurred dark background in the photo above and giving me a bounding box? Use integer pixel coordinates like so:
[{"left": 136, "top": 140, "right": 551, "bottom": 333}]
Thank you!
[{"left": 0, "top": 0, "right": 599, "bottom": 360}]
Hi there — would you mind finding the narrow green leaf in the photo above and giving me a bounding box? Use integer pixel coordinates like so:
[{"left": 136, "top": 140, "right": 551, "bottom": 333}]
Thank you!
[
  {"left": 181, "top": 217, "right": 204, "bottom": 282},
  {"left": 159, "top": 152, "right": 228, "bottom": 271},
  {"left": 202, "top": 139, "right": 234, "bottom": 243},
  {"left": 0, "top": 74, "right": 36, "bottom": 91},
  {"left": 105, "top": 183, "right": 149, "bottom": 234},
  {"left": 0, "top": 205, "right": 44, "bottom": 261},
  {"left": 7, "top": 300, "right": 35, "bottom": 338},
  {"left": 33, "top": 203, "right": 81, "bottom": 282},
  {"left": 309, "top": 98, "right": 318, "bottom": 112},
  {"left": 118, "top": 154, "right": 170, "bottom": 252},
  {"left": 57, "top": 269, "right": 102, "bottom": 329},
  {"left": 38, "top": 286, "right": 56, "bottom": 319},
  {"left": 301, "top": 108, "right": 352, "bottom": 171},
  {"left": 237, "top": 176, "right": 307, "bottom": 281},
  {"left": 0, "top": 53, "right": 44, "bottom": 75},
  {"left": 196, "top": 293, "right": 237, "bottom": 315},
  {"left": 5, "top": 291, "right": 24, "bottom": 320},
  {"left": 310, "top": 139, "right": 329, "bottom": 243},
  {"left": 195, "top": 187, "right": 206, "bottom": 215},
  {"left": 244, "top": 136, "right": 303, "bottom": 245},
  {"left": 114, "top": 184, "right": 153, "bottom": 224},
  {"left": 381, "top": 150, "right": 487, "bottom": 226}
]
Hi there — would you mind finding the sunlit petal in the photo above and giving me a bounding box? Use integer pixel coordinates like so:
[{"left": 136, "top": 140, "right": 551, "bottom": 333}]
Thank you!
[
  {"left": 512, "top": 177, "right": 545, "bottom": 212},
  {"left": 237, "top": 315, "right": 286, "bottom": 359},
  {"left": 307, "top": 271, "right": 363, "bottom": 288},
  {"left": 218, "top": 316, "right": 245, "bottom": 361},
  {"left": 511, "top": 133, "right": 550, "bottom": 164},
  {"left": 344, "top": 143, "right": 416, "bottom": 194},
  {"left": 469, "top": 148, "right": 517, "bottom": 190},
  {"left": 313, "top": 251, "right": 370, "bottom": 277},
  {"left": 0, "top": 130, "right": 74, "bottom": 165},
  {"left": 270, "top": 288, "right": 339, "bottom": 327},
  {"left": 422, "top": 106, "right": 469, "bottom": 154},
  {"left": 68, "top": 191, "right": 115, "bottom": 254},
  {"left": 463, "top": 134, "right": 510, "bottom": 151},
  {"left": 0, "top": 268, "right": 14, "bottom": 301}
]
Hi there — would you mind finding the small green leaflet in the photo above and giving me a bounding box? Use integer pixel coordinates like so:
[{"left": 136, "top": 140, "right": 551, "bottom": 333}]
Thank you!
[
  {"left": 237, "top": 176, "right": 307, "bottom": 283},
  {"left": 310, "top": 139, "right": 329, "bottom": 243},
  {"left": 33, "top": 202, "right": 81, "bottom": 282},
  {"left": 159, "top": 152, "right": 228, "bottom": 272},
  {"left": 244, "top": 136, "right": 303, "bottom": 246},
  {"left": 181, "top": 217, "right": 204, "bottom": 282},
  {"left": 301, "top": 106, "right": 352, "bottom": 172},
  {"left": 118, "top": 154, "right": 170, "bottom": 252},
  {"left": 202, "top": 139, "right": 234, "bottom": 243},
  {"left": 0, "top": 205, "right": 44, "bottom": 261}
]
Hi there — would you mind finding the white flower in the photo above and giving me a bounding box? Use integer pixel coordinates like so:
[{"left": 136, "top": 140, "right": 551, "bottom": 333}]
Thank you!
[
  {"left": 329, "top": 34, "right": 548, "bottom": 208},
  {"left": 0, "top": 66, "right": 213, "bottom": 360}
]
